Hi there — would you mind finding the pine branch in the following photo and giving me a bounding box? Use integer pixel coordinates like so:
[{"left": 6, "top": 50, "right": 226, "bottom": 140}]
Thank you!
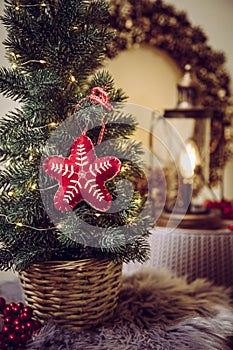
[
  {"left": 0, "top": 112, "right": 49, "bottom": 159},
  {"left": 0, "top": 67, "right": 28, "bottom": 101},
  {"left": 0, "top": 248, "right": 13, "bottom": 270}
]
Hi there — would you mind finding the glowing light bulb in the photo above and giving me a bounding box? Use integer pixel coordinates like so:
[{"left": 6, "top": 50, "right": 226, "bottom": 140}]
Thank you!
[
  {"left": 30, "top": 183, "right": 37, "bottom": 190},
  {"left": 126, "top": 217, "right": 133, "bottom": 224},
  {"left": 10, "top": 52, "right": 16, "bottom": 58},
  {"left": 16, "top": 222, "right": 23, "bottom": 227},
  {"left": 70, "top": 75, "right": 76, "bottom": 82},
  {"left": 49, "top": 122, "right": 58, "bottom": 128},
  {"left": 135, "top": 198, "right": 142, "bottom": 205},
  {"left": 8, "top": 191, "right": 15, "bottom": 197},
  {"left": 120, "top": 165, "right": 127, "bottom": 174},
  {"left": 29, "top": 154, "right": 34, "bottom": 161}
]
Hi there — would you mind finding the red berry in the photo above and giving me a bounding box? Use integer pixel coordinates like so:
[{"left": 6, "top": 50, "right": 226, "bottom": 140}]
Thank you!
[
  {"left": 13, "top": 318, "right": 21, "bottom": 327},
  {"left": 2, "top": 324, "right": 12, "bottom": 336},
  {"left": 26, "top": 321, "right": 34, "bottom": 333},
  {"left": 9, "top": 302, "right": 16, "bottom": 309},
  {"left": 14, "top": 325, "right": 22, "bottom": 334},
  {"left": 4, "top": 316, "right": 14, "bottom": 324},
  {"left": 20, "top": 332, "right": 30, "bottom": 344},
  {"left": 12, "top": 306, "right": 20, "bottom": 315},
  {"left": 3, "top": 305, "right": 12, "bottom": 317},
  {"left": 228, "top": 224, "right": 233, "bottom": 231},
  {"left": 23, "top": 306, "right": 33, "bottom": 316},
  {"left": 20, "top": 324, "right": 26, "bottom": 332},
  {"left": 8, "top": 333, "right": 20, "bottom": 345},
  {"left": 19, "top": 312, "right": 31, "bottom": 323},
  {"left": 16, "top": 302, "right": 24, "bottom": 312}
]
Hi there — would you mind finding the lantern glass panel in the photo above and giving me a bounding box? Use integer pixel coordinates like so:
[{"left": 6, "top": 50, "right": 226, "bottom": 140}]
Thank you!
[{"left": 164, "top": 115, "right": 211, "bottom": 213}]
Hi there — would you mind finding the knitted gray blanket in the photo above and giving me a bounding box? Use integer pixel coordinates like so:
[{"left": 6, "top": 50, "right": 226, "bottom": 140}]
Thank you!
[{"left": 26, "top": 268, "right": 233, "bottom": 350}]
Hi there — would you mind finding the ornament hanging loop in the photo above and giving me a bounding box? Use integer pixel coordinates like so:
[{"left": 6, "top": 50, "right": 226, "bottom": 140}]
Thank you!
[
  {"left": 89, "top": 87, "right": 112, "bottom": 112},
  {"left": 74, "top": 85, "right": 112, "bottom": 143},
  {"left": 74, "top": 86, "right": 112, "bottom": 112}
]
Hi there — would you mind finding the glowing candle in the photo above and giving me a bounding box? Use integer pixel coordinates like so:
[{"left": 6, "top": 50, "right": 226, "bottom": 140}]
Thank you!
[{"left": 179, "top": 139, "right": 200, "bottom": 180}]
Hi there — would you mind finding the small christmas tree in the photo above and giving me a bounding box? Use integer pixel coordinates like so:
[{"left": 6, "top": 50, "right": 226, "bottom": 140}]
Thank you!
[{"left": 0, "top": 0, "right": 151, "bottom": 272}]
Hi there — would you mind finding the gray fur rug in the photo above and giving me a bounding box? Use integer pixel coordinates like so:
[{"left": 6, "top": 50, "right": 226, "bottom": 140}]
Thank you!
[{"left": 25, "top": 268, "right": 233, "bottom": 350}]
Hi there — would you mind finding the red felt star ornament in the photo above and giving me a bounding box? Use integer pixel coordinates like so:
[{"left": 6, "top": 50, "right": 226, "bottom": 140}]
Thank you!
[{"left": 43, "top": 135, "right": 121, "bottom": 212}]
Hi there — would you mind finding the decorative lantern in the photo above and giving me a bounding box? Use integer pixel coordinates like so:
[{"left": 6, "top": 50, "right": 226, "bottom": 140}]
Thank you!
[{"left": 156, "top": 65, "right": 221, "bottom": 229}]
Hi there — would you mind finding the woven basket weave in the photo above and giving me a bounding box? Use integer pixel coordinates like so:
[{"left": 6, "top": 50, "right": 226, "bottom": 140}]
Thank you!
[{"left": 19, "top": 259, "right": 122, "bottom": 330}]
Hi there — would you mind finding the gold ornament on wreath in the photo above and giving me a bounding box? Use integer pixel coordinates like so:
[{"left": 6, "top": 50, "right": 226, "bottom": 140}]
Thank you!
[{"left": 108, "top": 0, "right": 233, "bottom": 186}]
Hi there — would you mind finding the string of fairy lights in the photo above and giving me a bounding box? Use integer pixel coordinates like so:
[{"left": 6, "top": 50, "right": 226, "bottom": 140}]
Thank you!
[
  {"left": 0, "top": 1, "right": 139, "bottom": 234},
  {"left": 14, "top": 1, "right": 48, "bottom": 11},
  {"left": 10, "top": 2, "right": 78, "bottom": 85},
  {"left": 0, "top": 213, "right": 61, "bottom": 231},
  {"left": 1, "top": 2, "right": 72, "bottom": 232}
]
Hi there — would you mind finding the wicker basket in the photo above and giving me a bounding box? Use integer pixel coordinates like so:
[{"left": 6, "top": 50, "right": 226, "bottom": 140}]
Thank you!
[{"left": 19, "top": 259, "right": 122, "bottom": 330}]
